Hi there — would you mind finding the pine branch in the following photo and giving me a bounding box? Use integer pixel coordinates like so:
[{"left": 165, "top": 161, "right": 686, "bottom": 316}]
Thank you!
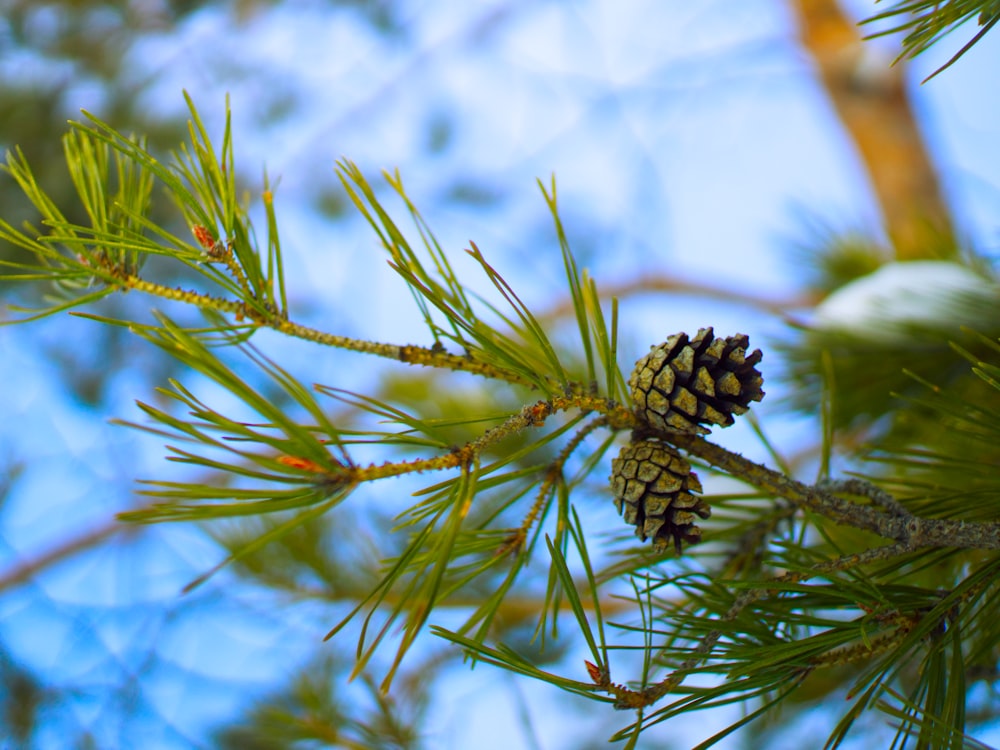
[
  {"left": 4, "top": 94, "right": 999, "bottom": 746},
  {"left": 663, "top": 431, "right": 1000, "bottom": 550},
  {"left": 862, "top": 0, "right": 1000, "bottom": 80}
]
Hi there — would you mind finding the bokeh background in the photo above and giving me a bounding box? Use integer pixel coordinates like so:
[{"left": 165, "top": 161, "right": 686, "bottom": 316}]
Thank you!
[{"left": 0, "top": 1, "right": 998, "bottom": 747}]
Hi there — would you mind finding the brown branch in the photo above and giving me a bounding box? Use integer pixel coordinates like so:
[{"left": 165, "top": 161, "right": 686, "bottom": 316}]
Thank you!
[
  {"left": 791, "top": 0, "right": 956, "bottom": 258},
  {"left": 665, "top": 430, "right": 1000, "bottom": 550}
]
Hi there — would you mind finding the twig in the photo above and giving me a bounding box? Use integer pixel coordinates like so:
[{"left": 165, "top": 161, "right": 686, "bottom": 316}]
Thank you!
[
  {"left": 818, "top": 477, "right": 910, "bottom": 516},
  {"left": 501, "top": 414, "right": 610, "bottom": 555},
  {"left": 118, "top": 271, "right": 544, "bottom": 387}
]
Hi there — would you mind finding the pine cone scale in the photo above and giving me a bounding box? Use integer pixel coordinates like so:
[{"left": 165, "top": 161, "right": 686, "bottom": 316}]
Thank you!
[
  {"left": 652, "top": 366, "right": 676, "bottom": 395},
  {"left": 715, "top": 371, "right": 741, "bottom": 396},
  {"left": 693, "top": 367, "right": 716, "bottom": 397}
]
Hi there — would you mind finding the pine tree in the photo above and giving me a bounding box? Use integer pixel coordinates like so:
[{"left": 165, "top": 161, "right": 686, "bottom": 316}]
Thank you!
[{"left": 1, "top": 3, "right": 998, "bottom": 748}]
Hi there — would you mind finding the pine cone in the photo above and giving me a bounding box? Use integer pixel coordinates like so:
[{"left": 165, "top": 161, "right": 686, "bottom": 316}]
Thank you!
[
  {"left": 610, "top": 440, "right": 710, "bottom": 554},
  {"left": 629, "top": 327, "right": 764, "bottom": 435}
]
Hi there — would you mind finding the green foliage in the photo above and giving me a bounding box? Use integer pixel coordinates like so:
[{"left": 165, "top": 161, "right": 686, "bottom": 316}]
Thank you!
[
  {"left": 0, "top": 93, "right": 287, "bottom": 326},
  {"left": 863, "top": 0, "right": 1000, "bottom": 80},
  {"left": 2, "top": 96, "right": 1000, "bottom": 748}
]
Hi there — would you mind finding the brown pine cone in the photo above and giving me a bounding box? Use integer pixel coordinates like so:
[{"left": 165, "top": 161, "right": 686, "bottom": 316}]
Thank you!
[
  {"left": 629, "top": 327, "right": 764, "bottom": 435},
  {"left": 610, "top": 440, "right": 710, "bottom": 554}
]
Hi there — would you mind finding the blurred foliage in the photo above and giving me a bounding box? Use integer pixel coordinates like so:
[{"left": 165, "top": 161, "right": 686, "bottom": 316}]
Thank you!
[
  {"left": 0, "top": 648, "right": 43, "bottom": 745},
  {"left": 786, "top": 216, "right": 889, "bottom": 295},
  {"left": 779, "top": 260, "right": 1000, "bottom": 443},
  {"left": 215, "top": 656, "right": 428, "bottom": 750},
  {"left": 871, "top": 333, "right": 1000, "bottom": 509}
]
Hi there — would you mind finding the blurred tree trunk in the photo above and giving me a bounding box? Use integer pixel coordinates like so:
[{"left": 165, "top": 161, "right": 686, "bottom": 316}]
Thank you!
[{"left": 792, "top": 0, "right": 956, "bottom": 259}]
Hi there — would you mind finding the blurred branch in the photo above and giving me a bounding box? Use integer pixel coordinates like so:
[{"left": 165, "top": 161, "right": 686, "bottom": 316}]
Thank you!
[
  {"left": 792, "top": 0, "right": 956, "bottom": 259},
  {"left": 539, "top": 273, "right": 814, "bottom": 322},
  {"left": 0, "top": 518, "right": 129, "bottom": 593}
]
